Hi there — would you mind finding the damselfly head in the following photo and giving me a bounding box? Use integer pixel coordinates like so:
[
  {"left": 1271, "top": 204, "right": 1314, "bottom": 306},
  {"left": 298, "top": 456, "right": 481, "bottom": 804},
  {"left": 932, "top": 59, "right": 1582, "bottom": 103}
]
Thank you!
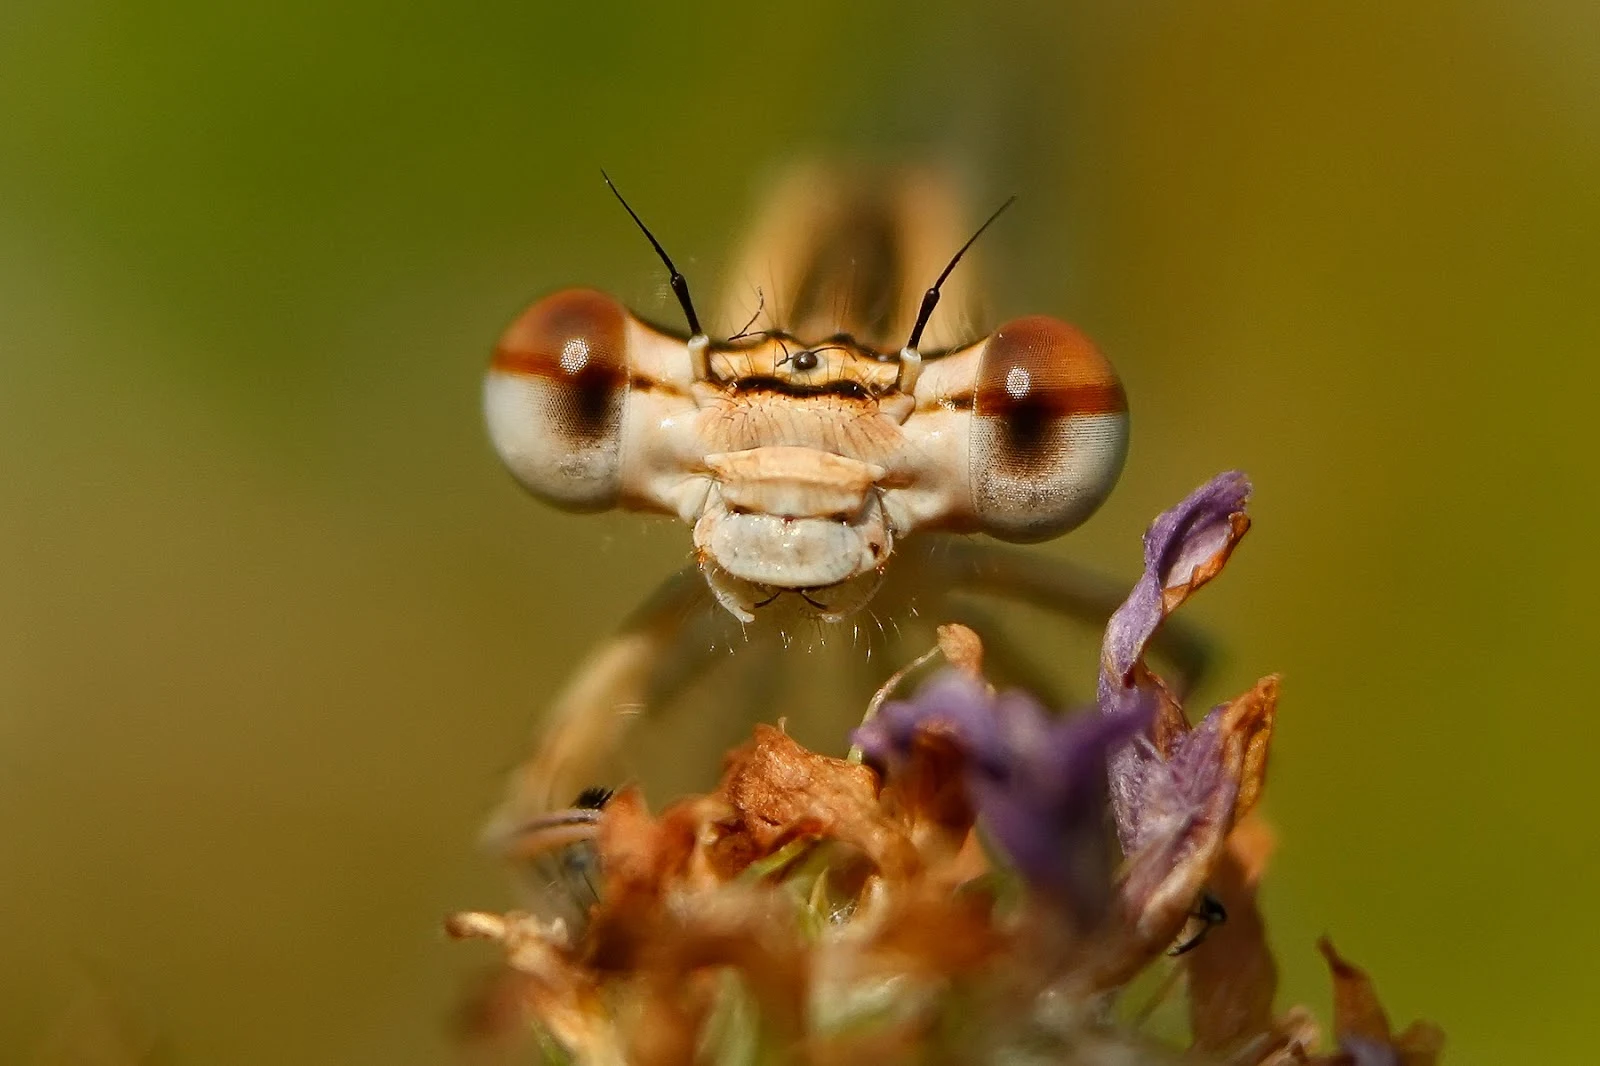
[{"left": 484, "top": 171, "right": 1129, "bottom": 622}]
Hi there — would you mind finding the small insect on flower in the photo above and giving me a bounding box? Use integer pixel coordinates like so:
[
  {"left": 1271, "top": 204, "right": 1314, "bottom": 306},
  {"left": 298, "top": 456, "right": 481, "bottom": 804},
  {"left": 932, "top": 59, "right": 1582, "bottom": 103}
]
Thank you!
[
  {"left": 482, "top": 165, "right": 1206, "bottom": 821},
  {"left": 494, "top": 786, "right": 613, "bottom": 931},
  {"left": 1170, "top": 889, "right": 1228, "bottom": 956}
]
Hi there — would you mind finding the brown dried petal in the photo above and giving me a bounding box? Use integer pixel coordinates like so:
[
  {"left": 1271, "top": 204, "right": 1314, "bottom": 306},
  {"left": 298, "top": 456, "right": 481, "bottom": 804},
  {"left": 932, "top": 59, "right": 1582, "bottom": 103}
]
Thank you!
[
  {"left": 595, "top": 787, "right": 696, "bottom": 897},
  {"left": 1318, "top": 939, "right": 1445, "bottom": 1066},
  {"left": 874, "top": 724, "right": 979, "bottom": 875},
  {"left": 445, "top": 911, "right": 619, "bottom": 1061},
  {"left": 587, "top": 788, "right": 711, "bottom": 971},
  {"left": 1256, "top": 1006, "right": 1322, "bottom": 1066},
  {"left": 1187, "top": 816, "right": 1279, "bottom": 1054},
  {"left": 636, "top": 885, "right": 810, "bottom": 1041},
  {"left": 1146, "top": 668, "right": 1189, "bottom": 760},
  {"left": 1227, "top": 677, "right": 1279, "bottom": 823},
  {"left": 864, "top": 885, "right": 1004, "bottom": 978},
  {"left": 627, "top": 976, "right": 711, "bottom": 1066},
  {"left": 713, "top": 725, "right": 919, "bottom": 881},
  {"left": 1320, "top": 937, "right": 1394, "bottom": 1045},
  {"left": 1392, "top": 1023, "right": 1449, "bottom": 1066}
]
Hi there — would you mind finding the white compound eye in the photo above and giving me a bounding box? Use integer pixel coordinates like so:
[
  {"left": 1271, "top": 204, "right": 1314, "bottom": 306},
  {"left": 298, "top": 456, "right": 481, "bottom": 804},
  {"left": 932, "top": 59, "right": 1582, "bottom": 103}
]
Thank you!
[
  {"left": 969, "top": 315, "right": 1129, "bottom": 542},
  {"left": 484, "top": 288, "right": 631, "bottom": 511}
]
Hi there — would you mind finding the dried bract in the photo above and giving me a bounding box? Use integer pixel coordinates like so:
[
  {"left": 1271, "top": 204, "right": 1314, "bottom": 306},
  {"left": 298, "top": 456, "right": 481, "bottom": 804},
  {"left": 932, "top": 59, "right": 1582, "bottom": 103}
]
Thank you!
[{"left": 1314, "top": 938, "right": 1446, "bottom": 1066}]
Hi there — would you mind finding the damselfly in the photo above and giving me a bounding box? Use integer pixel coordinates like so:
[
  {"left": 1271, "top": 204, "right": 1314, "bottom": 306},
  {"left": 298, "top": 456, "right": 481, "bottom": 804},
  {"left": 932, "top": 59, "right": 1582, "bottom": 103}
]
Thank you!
[{"left": 482, "top": 164, "right": 1205, "bottom": 836}]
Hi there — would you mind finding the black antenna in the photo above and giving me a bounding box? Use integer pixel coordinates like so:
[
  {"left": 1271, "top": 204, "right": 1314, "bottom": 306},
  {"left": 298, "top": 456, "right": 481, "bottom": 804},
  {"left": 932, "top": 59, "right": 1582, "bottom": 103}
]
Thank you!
[
  {"left": 601, "top": 170, "right": 702, "bottom": 336},
  {"left": 904, "top": 195, "right": 1016, "bottom": 352}
]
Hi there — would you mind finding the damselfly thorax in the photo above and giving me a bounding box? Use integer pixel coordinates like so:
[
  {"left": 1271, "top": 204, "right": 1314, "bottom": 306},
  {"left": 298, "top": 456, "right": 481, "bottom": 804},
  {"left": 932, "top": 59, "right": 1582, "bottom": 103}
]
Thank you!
[{"left": 482, "top": 165, "right": 1190, "bottom": 833}]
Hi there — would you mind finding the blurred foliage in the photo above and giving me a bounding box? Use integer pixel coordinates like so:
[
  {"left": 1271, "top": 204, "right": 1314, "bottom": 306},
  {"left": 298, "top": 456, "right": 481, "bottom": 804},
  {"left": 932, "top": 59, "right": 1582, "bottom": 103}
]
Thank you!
[{"left": 1, "top": 1, "right": 1596, "bottom": 1063}]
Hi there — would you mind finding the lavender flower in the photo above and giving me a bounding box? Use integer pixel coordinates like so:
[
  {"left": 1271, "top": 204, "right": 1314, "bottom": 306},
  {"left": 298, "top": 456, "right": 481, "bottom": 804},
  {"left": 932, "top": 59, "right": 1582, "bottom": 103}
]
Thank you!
[
  {"left": 1099, "top": 470, "right": 1252, "bottom": 853},
  {"left": 448, "top": 471, "right": 1442, "bottom": 1065},
  {"left": 853, "top": 668, "right": 1147, "bottom": 920},
  {"left": 1100, "top": 470, "right": 1253, "bottom": 692}
]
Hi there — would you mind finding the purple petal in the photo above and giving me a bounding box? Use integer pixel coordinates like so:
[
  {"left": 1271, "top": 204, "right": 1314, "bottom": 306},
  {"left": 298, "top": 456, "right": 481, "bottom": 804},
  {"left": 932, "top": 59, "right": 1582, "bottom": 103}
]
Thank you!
[
  {"left": 855, "top": 670, "right": 1151, "bottom": 914},
  {"left": 1099, "top": 472, "right": 1252, "bottom": 850},
  {"left": 1125, "top": 706, "right": 1231, "bottom": 857},
  {"left": 972, "top": 702, "right": 1150, "bottom": 909},
  {"left": 1116, "top": 704, "right": 1243, "bottom": 941},
  {"left": 1102, "top": 685, "right": 1167, "bottom": 853},
  {"left": 1101, "top": 471, "right": 1251, "bottom": 686},
  {"left": 853, "top": 670, "right": 1005, "bottom": 775}
]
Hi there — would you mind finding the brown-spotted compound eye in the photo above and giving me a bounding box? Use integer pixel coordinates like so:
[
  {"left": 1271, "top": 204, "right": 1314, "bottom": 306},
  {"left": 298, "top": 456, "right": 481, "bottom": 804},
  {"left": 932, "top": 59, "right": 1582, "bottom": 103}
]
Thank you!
[
  {"left": 483, "top": 288, "right": 630, "bottom": 511},
  {"left": 970, "top": 315, "right": 1129, "bottom": 542}
]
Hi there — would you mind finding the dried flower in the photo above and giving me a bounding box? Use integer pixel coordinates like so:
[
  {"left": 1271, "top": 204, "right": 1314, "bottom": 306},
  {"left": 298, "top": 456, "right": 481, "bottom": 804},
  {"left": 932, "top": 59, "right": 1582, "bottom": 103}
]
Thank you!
[
  {"left": 1314, "top": 938, "right": 1445, "bottom": 1066},
  {"left": 1100, "top": 470, "right": 1253, "bottom": 851},
  {"left": 853, "top": 667, "right": 1145, "bottom": 924},
  {"left": 449, "top": 472, "right": 1442, "bottom": 1065}
]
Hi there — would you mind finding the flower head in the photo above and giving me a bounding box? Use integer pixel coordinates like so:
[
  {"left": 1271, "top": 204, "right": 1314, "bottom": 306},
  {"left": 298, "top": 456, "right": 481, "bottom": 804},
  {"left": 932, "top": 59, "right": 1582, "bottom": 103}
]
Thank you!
[
  {"left": 853, "top": 666, "right": 1147, "bottom": 924},
  {"left": 449, "top": 471, "right": 1441, "bottom": 1065}
]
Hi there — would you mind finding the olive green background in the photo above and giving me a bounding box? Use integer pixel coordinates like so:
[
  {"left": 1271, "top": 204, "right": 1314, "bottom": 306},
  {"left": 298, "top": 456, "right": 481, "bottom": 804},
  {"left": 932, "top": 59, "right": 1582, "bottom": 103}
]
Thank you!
[{"left": 2, "top": 2, "right": 1594, "bottom": 1063}]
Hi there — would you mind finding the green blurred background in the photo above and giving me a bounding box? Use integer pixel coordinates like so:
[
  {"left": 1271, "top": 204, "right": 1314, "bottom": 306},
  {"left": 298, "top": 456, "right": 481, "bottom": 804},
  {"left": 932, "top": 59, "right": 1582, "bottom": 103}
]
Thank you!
[{"left": 2, "top": 1, "right": 1595, "bottom": 1062}]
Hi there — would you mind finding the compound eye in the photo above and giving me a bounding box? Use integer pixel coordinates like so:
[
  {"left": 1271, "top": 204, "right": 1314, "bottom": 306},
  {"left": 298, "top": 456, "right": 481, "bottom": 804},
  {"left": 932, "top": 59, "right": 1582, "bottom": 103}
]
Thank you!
[
  {"left": 484, "top": 288, "right": 630, "bottom": 511},
  {"left": 970, "top": 316, "right": 1129, "bottom": 542}
]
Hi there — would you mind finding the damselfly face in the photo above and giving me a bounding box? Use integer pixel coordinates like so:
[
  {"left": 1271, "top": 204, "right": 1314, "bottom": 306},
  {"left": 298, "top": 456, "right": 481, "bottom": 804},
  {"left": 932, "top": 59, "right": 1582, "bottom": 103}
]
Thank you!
[{"left": 484, "top": 169, "right": 1129, "bottom": 623}]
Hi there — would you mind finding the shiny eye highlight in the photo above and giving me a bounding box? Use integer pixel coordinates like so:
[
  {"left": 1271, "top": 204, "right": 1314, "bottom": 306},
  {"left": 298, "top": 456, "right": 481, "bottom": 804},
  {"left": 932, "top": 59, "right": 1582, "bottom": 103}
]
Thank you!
[
  {"left": 969, "top": 315, "right": 1129, "bottom": 542},
  {"left": 483, "top": 288, "right": 630, "bottom": 511}
]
